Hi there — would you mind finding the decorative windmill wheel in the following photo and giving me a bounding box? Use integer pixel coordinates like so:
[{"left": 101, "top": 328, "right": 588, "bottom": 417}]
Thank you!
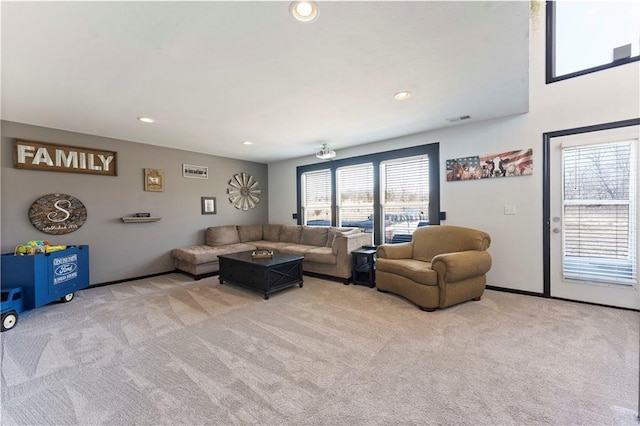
[{"left": 227, "top": 172, "right": 261, "bottom": 210}]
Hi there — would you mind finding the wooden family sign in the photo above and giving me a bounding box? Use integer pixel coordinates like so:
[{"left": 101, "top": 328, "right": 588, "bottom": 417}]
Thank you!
[{"left": 14, "top": 139, "right": 117, "bottom": 176}]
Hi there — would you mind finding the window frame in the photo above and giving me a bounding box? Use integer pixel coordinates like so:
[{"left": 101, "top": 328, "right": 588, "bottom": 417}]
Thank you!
[
  {"left": 545, "top": 1, "right": 640, "bottom": 84},
  {"left": 296, "top": 143, "right": 440, "bottom": 245}
]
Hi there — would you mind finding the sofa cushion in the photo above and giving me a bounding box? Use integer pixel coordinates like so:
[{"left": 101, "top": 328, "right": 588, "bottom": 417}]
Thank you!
[
  {"left": 172, "top": 243, "right": 255, "bottom": 264},
  {"left": 305, "top": 246, "right": 337, "bottom": 264},
  {"left": 172, "top": 245, "right": 219, "bottom": 264},
  {"left": 279, "top": 244, "right": 318, "bottom": 256},
  {"left": 376, "top": 258, "right": 438, "bottom": 286},
  {"left": 300, "top": 226, "right": 328, "bottom": 247},
  {"left": 249, "top": 240, "right": 285, "bottom": 251},
  {"left": 326, "top": 227, "right": 357, "bottom": 247},
  {"left": 280, "top": 225, "right": 302, "bottom": 243},
  {"left": 237, "top": 225, "right": 263, "bottom": 242},
  {"left": 206, "top": 225, "right": 240, "bottom": 246},
  {"left": 263, "top": 224, "right": 282, "bottom": 241}
]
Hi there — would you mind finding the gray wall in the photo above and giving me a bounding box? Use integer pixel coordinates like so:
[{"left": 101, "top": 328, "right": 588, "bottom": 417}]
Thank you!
[{"left": 1, "top": 121, "right": 268, "bottom": 284}]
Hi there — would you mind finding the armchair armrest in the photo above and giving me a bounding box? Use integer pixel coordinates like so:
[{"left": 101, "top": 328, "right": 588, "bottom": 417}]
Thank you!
[
  {"left": 431, "top": 251, "right": 492, "bottom": 283},
  {"left": 376, "top": 243, "right": 413, "bottom": 259}
]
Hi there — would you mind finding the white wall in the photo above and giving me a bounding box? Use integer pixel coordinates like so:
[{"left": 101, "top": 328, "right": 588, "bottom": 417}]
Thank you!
[{"left": 267, "top": 8, "right": 640, "bottom": 293}]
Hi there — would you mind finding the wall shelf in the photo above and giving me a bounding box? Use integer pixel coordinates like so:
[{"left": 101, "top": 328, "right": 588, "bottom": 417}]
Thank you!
[{"left": 121, "top": 217, "right": 161, "bottom": 223}]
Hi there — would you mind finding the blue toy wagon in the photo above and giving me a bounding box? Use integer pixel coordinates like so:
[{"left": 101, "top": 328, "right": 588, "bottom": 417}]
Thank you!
[
  {"left": 1, "top": 287, "right": 24, "bottom": 332},
  {"left": 1, "top": 245, "right": 89, "bottom": 332}
]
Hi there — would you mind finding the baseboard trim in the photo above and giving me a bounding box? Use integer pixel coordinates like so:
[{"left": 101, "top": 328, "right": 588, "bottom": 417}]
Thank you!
[
  {"left": 486, "top": 285, "right": 639, "bottom": 312},
  {"left": 486, "top": 285, "right": 543, "bottom": 298},
  {"left": 89, "top": 270, "right": 178, "bottom": 288}
]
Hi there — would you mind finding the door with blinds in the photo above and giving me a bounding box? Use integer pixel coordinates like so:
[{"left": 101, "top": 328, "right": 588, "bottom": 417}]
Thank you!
[{"left": 549, "top": 125, "right": 639, "bottom": 309}]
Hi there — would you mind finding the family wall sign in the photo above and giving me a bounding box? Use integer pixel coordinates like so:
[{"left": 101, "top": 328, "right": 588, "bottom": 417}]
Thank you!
[{"left": 14, "top": 140, "right": 117, "bottom": 176}]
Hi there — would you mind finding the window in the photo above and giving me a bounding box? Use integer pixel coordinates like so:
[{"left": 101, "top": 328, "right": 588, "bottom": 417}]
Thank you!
[
  {"left": 297, "top": 144, "right": 440, "bottom": 245},
  {"left": 337, "top": 163, "right": 374, "bottom": 233},
  {"left": 546, "top": 1, "right": 640, "bottom": 83},
  {"left": 380, "top": 155, "right": 430, "bottom": 243},
  {"left": 301, "top": 169, "right": 332, "bottom": 226},
  {"left": 562, "top": 140, "right": 637, "bottom": 285}
]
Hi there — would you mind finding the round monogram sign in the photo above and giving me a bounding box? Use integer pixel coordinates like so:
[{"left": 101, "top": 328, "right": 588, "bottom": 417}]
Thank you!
[{"left": 29, "top": 193, "right": 87, "bottom": 235}]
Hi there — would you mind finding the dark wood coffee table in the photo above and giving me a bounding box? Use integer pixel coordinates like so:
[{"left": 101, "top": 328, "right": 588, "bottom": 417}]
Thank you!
[{"left": 218, "top": 251, "right": 304, "bottom": 299}]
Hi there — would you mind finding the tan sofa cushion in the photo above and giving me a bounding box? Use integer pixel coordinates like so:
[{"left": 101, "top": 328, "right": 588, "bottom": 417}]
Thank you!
[
  {"left": 305, "top": 246, "right": 337, "bottom": 264},
  {"left": 249, "top": 240, "right": 284, "bottom": 251},
  {"left": 280, "top": 225, "right": 302, "bottom": 243},
  {"left": 263, "top": 224, "right": 282, "bottom": 241},
  {"left": 172, "top": 243, "right": 255, "bottom": 264},
  {"left": 376, "top": 258, "right": 438, "bottom": 286},
  {"left": 237, "top": 225, "right": 263, "bottom": 242},
  {"left": 278, "top": 244, "right": 318, "bottom": 255},
  {"left": 206, "top": 225, "right": 240, "bottom": 246},
  {"left": 326, "top": 227, "right": 359, "bottom": 247},
  {"left": 412, "top": 225, "right": 491, "bottom": 262},
  {"left": 300, "top": 226, "right": 328, "bottom": 246}
]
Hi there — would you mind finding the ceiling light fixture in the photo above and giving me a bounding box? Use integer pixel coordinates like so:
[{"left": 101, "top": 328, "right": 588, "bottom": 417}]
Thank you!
[
  {"left": 393, "top": 91, "right": 411, "bottom": 100},
  {"left": 290, "top": 1, "right": 318, "bottom": 22},
  {"left": 137, "top": 117, "right": 155, "bottom": 124},
  {"left": 316, "top": 143, "right": 336, "bottom": 160},
  {"left": 242, "top": 141, "right": 254, "bottom": 145}
]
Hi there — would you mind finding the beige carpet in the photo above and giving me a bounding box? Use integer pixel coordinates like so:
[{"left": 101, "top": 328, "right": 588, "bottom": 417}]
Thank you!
[{"left": 1, "top": 273, "right": 638, "bottom": 425}]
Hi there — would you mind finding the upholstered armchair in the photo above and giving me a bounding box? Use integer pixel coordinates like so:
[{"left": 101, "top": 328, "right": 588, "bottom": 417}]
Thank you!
[{"left": 376, "top": 225, "right": 492, "bottom": 311}]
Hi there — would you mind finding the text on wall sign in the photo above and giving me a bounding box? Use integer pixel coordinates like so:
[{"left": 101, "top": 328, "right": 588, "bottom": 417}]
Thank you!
[{"left": 14, "top": 139, "right": 117, "bottom": 176}]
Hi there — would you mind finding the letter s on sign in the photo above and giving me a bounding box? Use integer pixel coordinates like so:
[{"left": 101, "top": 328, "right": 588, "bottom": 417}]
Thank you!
[{"left": 47, "top": 199, "right": 72, "bottom": 223}]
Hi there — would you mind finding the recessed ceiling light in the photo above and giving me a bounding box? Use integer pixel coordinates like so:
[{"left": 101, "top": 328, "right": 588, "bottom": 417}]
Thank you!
[
  {"left": 393, "top": 91, "right": 411, "bottom": 100},
  {"left": 242, "top": 141, "right": 254, "bottom": 145},
  {"left": 137, "top": 117, "right": 155, "bottom": 124},
  {"left": 290, "top": 1, "right": 318, "bottom": 22}
]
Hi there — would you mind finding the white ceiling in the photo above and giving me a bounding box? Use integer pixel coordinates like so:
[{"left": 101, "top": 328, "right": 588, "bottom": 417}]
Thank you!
[{"left": 1, "top": 1, "right": 530, "bottom": 163}]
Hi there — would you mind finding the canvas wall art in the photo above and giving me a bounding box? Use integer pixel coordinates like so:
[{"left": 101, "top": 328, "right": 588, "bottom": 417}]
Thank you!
[{"left": 446, "top": 148, "right": 533, "bottom": 182}]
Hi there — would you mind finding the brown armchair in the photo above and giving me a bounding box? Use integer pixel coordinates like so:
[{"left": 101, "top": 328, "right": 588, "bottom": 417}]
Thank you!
[{"left": 375, "top": 225, "right": 492, "bottom": 311}]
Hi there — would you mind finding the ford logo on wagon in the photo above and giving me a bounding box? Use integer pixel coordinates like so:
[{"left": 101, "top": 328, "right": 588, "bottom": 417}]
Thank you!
[
  {"left": 54, "top": 262, "right": 78, "bottom": 285},
  {"left": 56, "top": 263, "right": 77, "bottom": 275}
]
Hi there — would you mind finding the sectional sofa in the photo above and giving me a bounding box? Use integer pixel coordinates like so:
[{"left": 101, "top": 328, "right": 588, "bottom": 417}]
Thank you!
[{"left": 172, "top": 224, "right": 372, "bottom": 282}]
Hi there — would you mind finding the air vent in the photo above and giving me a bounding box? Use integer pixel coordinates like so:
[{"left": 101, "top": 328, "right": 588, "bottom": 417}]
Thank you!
[{"left": 446, "top": 115, "right": 471, "bottom": 123}]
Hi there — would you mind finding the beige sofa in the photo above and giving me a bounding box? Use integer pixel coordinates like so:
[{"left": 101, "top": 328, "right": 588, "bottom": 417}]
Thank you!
[
  {"left": 172, "top": 224, "right": 372, "bottom": 282},
  {"left": 376, "top": 225, "right": 492, "bottom": 311}
]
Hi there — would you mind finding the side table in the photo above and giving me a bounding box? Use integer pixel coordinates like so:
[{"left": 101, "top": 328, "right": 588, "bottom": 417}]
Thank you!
[{"left": 351, "top": 248, "right": 377, "bottom": 288}]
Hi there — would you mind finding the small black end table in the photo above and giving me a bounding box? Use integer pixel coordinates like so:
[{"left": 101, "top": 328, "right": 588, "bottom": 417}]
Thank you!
[{"left": 351, "top": 248, "right": 377, "bottom": 287}]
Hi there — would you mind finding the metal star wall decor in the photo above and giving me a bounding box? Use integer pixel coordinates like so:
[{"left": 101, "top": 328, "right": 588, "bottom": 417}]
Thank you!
[{"left": 227, "top": 172, "right": 261, "bottom": 210}]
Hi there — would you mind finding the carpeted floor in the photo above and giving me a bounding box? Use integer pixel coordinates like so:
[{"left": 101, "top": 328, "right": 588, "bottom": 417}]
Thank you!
[{"left": 1, "top": 273, "right": 638, "bottom": 425}]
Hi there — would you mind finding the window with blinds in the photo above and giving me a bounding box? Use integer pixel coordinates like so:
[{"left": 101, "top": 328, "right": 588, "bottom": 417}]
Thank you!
[
  {"left": 296, "top": 143, "right": 439, "bottom": 244},
  {"left": 301, "top": 169, "right": 332, "bottom": 226},
  {"left": 336, "top": 163, "right": 374, "bottom": 232},
  {"left": 380, "top": 155, "right": 430, "bottom": 243},
  {"left": 562, "top": 140, "right": 637, "bottom": 285}
]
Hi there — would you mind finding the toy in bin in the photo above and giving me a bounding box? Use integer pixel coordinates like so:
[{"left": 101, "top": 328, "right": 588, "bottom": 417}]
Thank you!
[
  {"left": 1, "top": 245, "right": 89, "bottom": 332},
  {"left": 14, "top": 240, "right": 67, "bottom": 256}
]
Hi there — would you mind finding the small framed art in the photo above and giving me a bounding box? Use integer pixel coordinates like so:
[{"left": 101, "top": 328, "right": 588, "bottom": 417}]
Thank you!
[
  {"left": 201, "top": 197, "right": 216, "bottom": 215},
  {"left": 144, "top": 168, "right": 164, "bottom": 192},
  {"left": 183, "top": 164, "right": 208, "bottom": 179}
]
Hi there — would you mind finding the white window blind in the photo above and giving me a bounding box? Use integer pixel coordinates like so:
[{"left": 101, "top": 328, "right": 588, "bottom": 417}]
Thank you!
[
  {"left": 336, "top": 163, "right": 373, "bottom": 231},
  {"left": 380, "top": 155, "right": 429, "bottom": 242},
  {"left": 301, "top": 169, "right": 332, "bottom": 226},
  {"left": 562, "top": 140, "right": 637, "bottom": 285}
]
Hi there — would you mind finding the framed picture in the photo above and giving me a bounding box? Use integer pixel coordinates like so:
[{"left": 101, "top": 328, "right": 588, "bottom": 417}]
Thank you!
[
  {"left": 201, "top": 197, "right": 216, "bottom": 215},
  {"left": 144, "top": 168, "right": 164, "bottom": 192},
  {"left": 183, "top": 164, "right": 208, "bottom": 179}
]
